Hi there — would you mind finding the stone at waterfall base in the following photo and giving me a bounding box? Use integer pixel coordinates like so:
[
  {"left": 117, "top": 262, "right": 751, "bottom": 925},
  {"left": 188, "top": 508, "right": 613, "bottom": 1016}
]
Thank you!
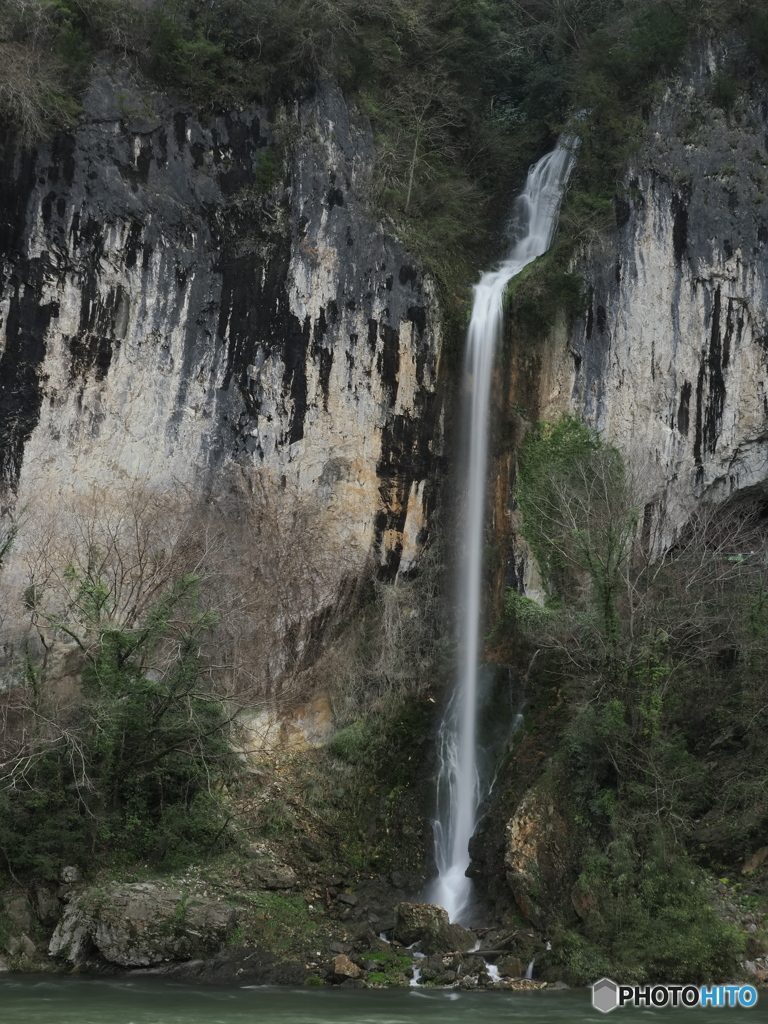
[
  {"left": 393, "top": 903, "right": 474, "bottom": 954},
  {"left": 328, "top": 954, "right": 362, "bottom": 982}
]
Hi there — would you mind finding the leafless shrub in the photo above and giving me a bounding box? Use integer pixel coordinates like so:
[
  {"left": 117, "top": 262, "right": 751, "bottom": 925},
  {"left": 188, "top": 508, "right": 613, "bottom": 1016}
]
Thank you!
[
  {"left": 515, "top": 433, "right": 768, "bottom": 696},
  {"left": 200, "top": 468, "right": 366, "bottom": 707},
  {"left": 0, "top": 469, "right": 369, "bottom": 707},
  {"left": 317, "top": 537, "right": 451, "bottom": 725},
  {"left": 0, "top": 42, "right": 76, "bottom": 140}
]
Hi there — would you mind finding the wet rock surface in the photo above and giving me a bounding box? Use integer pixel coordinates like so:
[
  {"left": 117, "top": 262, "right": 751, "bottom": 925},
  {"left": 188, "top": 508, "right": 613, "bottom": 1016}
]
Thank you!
[
  {"left": 393, "top": 902, "right": 474, "bottom": 954},
  {"left": 130, "top": 947, "right": 309, "bottom": 986}
]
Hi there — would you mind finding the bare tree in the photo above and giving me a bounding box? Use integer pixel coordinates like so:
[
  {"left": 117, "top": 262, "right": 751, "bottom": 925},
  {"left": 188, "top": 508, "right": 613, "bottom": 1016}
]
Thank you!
[
  {"left": 201, "top": 469, "right": 366, "bottom": 707},
  {"left": 0, "top": 470, "right": 376, "bottom": 870}
]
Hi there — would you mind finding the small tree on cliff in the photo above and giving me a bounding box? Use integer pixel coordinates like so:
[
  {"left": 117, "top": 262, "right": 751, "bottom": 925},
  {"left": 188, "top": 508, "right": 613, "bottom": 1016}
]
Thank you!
[{"left": 516, "top": 416, "right": 639, "bottom": 639}]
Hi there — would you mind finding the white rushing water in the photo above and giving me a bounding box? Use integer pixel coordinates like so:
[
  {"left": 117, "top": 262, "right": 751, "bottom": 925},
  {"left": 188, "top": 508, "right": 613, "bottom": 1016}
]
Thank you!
[
  {"left": 486, "top": 963, "right": 502, "bottom": 984},
  {"left": 429, "top": 139, "right": 577, "bottom": 924}
]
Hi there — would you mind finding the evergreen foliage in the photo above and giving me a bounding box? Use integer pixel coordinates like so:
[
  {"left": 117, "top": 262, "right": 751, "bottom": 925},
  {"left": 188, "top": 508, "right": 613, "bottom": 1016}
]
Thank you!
[
  {"left": 0, "top": 570, "right": 234, "bottom": 880},
  {"left": 552, "top": 840, "right": 744, "bottom": 984},
  {"left": 509, "top": 416, "right": 768, "bottom": 980}
]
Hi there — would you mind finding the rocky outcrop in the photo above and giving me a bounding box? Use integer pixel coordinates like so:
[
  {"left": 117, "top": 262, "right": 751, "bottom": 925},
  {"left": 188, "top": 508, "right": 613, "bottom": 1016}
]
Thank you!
[
  {"left": 530, "top": 42, "right": 768, "bottom": 557},
  {"left": 48, "top": 882, "right": 236, "bottom": 966},
  {"left": 329, "top": 952, "right": 362, "bottom": 981},
  {"left": 393, "top": 902, "right": 473, "bottom": 954},
  {"left": 503, "top": 786, "right": 575, "bottom": 929}
]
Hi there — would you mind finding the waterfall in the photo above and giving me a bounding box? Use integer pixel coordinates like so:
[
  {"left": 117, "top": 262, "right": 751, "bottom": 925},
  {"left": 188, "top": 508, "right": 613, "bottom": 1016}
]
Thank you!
[{"left": 429, "top": 139, "right": 577, "bottom": 924}]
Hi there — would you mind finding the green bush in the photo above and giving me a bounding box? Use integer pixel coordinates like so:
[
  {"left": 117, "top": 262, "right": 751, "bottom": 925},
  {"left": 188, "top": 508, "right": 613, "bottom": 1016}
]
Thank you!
[
  {"left": 365, "top": 950, "right": 413, "bottom": 985},
  {"left": 253, "top": 148, "right": 281, "bottom": 194},
  {"left": 711, "top": 72, "right": 739, "bottom": 112},
  {"left": 329, "top": 720, "right": 369, "bottom": 764},
  {"left": 574, "top": 839, "right": 744, "bottom": 983},
  {"left": 0, "top": 572, "right": 234, "bottom": 878},
  {"left": 149, "top": 12, "right": 248, "bottom": 103},
  {"left": 548, "top": 930, "right": 613, "bottom": 987},
  {"left": 0, "top": 751, "right": 89, "bottom": 880}
]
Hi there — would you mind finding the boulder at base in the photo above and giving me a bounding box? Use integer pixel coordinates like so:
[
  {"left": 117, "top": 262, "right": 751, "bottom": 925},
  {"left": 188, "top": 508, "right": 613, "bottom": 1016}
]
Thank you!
[
  {"left": 393, "top": 903, "right": 473, "bottom": 954},
  {"left": 328, "top": 953, "right": 362, "bottom": 982},
  {"left": 49, "top": 883, "right": 236, "bottom": 967}
]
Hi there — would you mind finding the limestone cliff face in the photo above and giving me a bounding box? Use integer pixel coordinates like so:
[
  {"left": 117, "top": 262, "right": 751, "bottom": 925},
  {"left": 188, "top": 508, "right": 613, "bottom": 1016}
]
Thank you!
[
  {"left": 531, "top": 46, "right": 768, "bottom": 549},
  {"left": 0, "top": 72, "right": 441, "bottom": 648}
]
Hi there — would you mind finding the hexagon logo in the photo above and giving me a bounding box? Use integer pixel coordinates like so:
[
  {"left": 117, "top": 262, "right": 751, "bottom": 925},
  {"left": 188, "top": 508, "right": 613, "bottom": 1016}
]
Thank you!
[{"left": 592, "top": 978, "right": 619, "bottom": 1013}]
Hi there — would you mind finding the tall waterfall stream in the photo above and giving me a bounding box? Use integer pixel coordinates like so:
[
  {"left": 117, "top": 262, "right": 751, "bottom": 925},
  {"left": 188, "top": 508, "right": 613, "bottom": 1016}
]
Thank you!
[{"left": 429, "top": 140, "right": 577, "bottom": 924}]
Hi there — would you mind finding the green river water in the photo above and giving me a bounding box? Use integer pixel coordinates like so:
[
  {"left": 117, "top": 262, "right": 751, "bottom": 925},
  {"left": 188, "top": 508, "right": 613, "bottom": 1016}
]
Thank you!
[{"left": 0, "top": 977, "right": 765, "bottom": 1024}]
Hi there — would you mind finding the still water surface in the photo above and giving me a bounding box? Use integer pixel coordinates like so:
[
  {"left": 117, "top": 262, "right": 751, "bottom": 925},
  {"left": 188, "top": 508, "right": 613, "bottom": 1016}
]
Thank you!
[{"left": 0, "top": 977, "right": 765, "bottom": 1024}]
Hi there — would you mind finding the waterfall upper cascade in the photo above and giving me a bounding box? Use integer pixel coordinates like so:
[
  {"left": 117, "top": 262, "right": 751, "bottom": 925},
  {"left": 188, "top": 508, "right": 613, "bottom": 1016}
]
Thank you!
[{"left": 429, "top": 139, "right": 577, "bottom": 924}]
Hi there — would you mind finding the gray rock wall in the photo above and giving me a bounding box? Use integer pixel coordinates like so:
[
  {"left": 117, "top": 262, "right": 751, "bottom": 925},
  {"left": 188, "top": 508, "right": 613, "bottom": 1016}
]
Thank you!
[
  {"left": 0, "top": 71, "right": 442, "bottom": 682},
  {"left": 534, "top": 44, "right": 768, "bottom": 552}
]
